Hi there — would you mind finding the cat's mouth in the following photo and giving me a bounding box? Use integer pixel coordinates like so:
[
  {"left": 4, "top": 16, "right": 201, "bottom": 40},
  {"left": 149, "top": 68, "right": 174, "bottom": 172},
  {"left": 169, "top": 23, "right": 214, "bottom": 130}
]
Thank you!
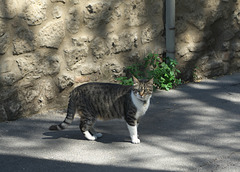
[{"left": 136, "top": 93, "right": 151, "bottom": 101}]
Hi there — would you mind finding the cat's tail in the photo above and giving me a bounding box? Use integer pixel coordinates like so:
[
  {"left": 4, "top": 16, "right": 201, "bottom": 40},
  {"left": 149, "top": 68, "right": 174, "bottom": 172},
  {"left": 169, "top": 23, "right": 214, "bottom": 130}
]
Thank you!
[{"left": 49, "top": 91, "right": 76, "bottom": 131}]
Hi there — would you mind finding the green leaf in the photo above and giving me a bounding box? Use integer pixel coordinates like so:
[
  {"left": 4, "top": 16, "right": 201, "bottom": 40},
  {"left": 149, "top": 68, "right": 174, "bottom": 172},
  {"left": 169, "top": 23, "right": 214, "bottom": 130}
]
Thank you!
[{"left": 116, "top": 53, "right": 181, "bottom": 90}]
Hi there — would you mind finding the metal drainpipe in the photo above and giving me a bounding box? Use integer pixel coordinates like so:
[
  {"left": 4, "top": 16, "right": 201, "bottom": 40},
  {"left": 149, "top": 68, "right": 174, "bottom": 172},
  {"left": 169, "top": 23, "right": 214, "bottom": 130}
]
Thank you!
[{"left": 166, "top": 0, "right": 175, "bottom": 59}]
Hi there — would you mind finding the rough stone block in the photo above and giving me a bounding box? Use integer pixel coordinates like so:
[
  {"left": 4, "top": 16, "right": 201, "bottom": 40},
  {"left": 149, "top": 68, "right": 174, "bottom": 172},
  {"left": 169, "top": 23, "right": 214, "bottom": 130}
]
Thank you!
[
  {"left": 22, "top": 0, "right": 47, "bottom": 25},
  {"left": 0, "top": 87, "right": 17, "bottom": 102},
  {"left": 64, "top": 46, "right": 88, "bottom": 68},
  {"left": 124, "top": 0, "right": 148, "bottom": 27},
  {"left": 233, "top": 9, "right": 240, "bottom": 25},
  {"left": 18, "top": 78, "right": 57, "bottom": 114},
  {"left": 223, "top": 62, "right": 229, "bottom": 74},
  {"left": 141, "top": 24, "right": 162, "bottom": 44},
  {"left": 4, "top": 100, "right": 22, "bottom": 121},
  {"left": 67, "top": 7, "right": 80, "bottom": 34},
  {"left": 91, "top": 37, "right": 109, "bottom": 59},
  {"left": 201, "top": 60, "right": 224, "bottom": 71},
  {"left": 0, "top": 105, "right": 7, "bottom": 121},
  {"left": 0, "top": 59, "right": 22, "bottom": 86},
  {"left": 44, "top": 80, "right": 56, "bottom": 101},
  {"left": 37, "top": 79, "right": 56, "bottom": 101},
  {"left": 0, "top": 33, "right": 9, "bottom": 55},
  {"left": 77, "top": 63, "right": 99, "bottom": 75},
  {"left": 16, "top": 53, "right": 60, "bottom": 79},
  {"left": 0, "top": 0, "right": 17, "bottom": 19},
  {"left": 176, "top": 20, "right": 188, "bottom": 35},
  {"left": 52, "top": 6, "right": 62, "bottom": 19},
  {"left": 57, "top": 74, "right": 74, "bottom": 90},
  {"left": 72, "top": 36, "right": 89, "bottom": 46},
  {"left": 179, "top": 30, "right": 205, "bottom": 43},
  {"left": 182, "top": 53, "right": 197, "bottom": 62},
  {"left": 0, "top": 19, "right": 7, "bottom": 37},
  {"left": 110, "top": 32, "right": 137, "bottom": 54},
  {"left": 101, "top": 60, "right": 123, "bottom": 79},
  {"left": 84, "top": 2, "right": 111, "bottom": 29},
  {"left": 70, "top": 0, "right": 79, "bottom": 5},
  {"left": 38, "top": 19, "right": 65, "bottom": 48},
  {"left": 13, "top": 27, "right": 35, "bottom": 55},
  {"left": 74, "top": 76, "right": 90, "bottom": 83},
  {"left": 221, "top": 52, "right": 232, "bottom": 62},
  {"left": 176, "top": 42, "right": 189, "bottom": 56},
  {"left": 24, "top": 89, "right": 39, "bottom": 103},
  {"left": 222, "top": 29, "right": 235, "bottom": 41},
  {"left": 222, "top": 42, "right": 230, "bottom": 51},
  {"left": 42, "top": 55, "right": 60, "bottom": 76},
  {"left": 187, "top": 12, "right": 206, "bottom": 30},
  {"left": 16, "top": 54, "right": 38, "bottom": 77},
  {"left": 0, "top": 59, "right": 12, "bottom": 73},
  {"left": 232, "top": 41, "right": 240, "bottom": 52},
  {"left": 235, "top": 59, "right": 240, "bottom": 68},
  {"left": 199, "top": 56, "right": 209, "bottom": 65},
  {"left": 188, "top": 42, "right": 205, "bottom": 52},
  {"left": 0, "top": 72, "right": 22, "bottom": 86}
]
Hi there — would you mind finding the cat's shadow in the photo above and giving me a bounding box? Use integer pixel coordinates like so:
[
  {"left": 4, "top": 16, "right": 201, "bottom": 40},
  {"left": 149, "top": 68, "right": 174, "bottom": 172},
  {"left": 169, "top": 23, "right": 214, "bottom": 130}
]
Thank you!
[
  {"left": 42, "top": 129, "right": 129, "bottom": 144},
  {"left": 44, "top": 119, "right": 131, "bottom": 143}
]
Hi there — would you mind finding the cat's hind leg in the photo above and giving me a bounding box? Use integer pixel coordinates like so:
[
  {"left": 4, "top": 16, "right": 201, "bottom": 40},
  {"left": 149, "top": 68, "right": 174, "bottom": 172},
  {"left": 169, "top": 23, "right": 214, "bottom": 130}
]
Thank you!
[
  {"left": 82, "top": 131, "right": 97, "bottom": 141},
  {"left": 79, "top": 117, "right": 98, "bottom": 141}
]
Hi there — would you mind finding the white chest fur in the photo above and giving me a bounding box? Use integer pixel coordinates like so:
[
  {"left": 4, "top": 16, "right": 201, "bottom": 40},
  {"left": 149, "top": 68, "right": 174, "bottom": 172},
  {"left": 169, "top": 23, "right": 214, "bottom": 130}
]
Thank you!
[{"left": 131, "top": 91, "right": 151, "bottom": 120}]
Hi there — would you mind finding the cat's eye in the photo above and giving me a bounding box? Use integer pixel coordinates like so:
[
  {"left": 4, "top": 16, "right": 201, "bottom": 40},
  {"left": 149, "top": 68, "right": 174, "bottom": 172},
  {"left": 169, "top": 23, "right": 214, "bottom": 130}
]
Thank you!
[{"left": 147, "top": 88, "right": 152, "bottom": 92}]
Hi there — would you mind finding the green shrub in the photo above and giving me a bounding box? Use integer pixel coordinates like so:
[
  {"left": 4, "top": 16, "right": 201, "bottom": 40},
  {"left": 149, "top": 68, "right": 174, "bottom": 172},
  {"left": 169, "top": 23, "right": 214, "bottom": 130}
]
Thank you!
[{"left": 116, "top": 53, "right": 181, "bottom": 91}]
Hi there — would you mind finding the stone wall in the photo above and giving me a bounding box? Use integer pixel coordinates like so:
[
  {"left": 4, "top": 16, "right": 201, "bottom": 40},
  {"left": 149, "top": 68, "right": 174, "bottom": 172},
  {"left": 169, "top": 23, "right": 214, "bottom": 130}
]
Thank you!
[
  {"left": 176, "top": 0, "right": 240, "bottom": 81},
  {"left": 0, "top": 0, "right": 164, "bottom": 121},
  {"left": 1, "top": 0, "right": 240, "bottom": 121}
]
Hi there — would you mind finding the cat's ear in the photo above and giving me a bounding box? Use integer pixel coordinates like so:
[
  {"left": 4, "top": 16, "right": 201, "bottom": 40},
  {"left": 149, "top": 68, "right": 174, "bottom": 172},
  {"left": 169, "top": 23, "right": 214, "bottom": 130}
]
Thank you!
[
  {"left": 132, "top": 76, "right": 139, "bottom": 86},
  {"left": 147, "top": 78, "right": 154, "bottom": 85}
]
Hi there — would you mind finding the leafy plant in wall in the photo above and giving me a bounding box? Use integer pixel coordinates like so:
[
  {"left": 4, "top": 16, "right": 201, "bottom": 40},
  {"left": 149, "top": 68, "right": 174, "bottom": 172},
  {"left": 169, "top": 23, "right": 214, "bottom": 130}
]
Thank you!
[{"left": 116, "top": 53, "right": 181, "bottom": 91}]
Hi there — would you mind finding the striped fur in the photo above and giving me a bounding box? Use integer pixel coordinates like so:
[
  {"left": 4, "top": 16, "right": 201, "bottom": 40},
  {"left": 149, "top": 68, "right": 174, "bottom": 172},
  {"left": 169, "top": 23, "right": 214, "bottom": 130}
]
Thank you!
[
  {"left": 49, "top": 92, "right": 76, "bottom": 130},
  {"left": 49, "top": 77, "right": 153, "bottom": 143}
]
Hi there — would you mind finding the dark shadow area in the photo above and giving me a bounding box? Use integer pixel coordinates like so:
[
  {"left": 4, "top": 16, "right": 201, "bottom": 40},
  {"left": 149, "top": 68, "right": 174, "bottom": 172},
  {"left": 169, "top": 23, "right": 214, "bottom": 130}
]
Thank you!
[
  {"left": 0, "top": 154, "right": 173, "bottom": 172},
  {"left": 43, "top": 130, "right": 84, "bottom": 140},
  {"left": 43, "top": 130, "right": 129, "bottom": 144},
  {"left": 43, "top": 119, "right": 131, "bottom": 144}
]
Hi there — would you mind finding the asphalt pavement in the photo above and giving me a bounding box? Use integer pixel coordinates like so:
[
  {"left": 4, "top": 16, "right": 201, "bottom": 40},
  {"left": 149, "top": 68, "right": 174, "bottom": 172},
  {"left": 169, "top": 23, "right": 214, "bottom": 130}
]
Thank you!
[{"left": 0, "top": 73, "right": 240, "bottom": 172}]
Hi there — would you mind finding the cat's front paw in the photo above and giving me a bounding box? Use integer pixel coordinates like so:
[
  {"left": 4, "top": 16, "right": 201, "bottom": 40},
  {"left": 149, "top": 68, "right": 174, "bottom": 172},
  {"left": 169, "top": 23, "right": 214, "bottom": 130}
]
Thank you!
[{"left": 131, "top": 138, "right": 140, "bottom": 144}]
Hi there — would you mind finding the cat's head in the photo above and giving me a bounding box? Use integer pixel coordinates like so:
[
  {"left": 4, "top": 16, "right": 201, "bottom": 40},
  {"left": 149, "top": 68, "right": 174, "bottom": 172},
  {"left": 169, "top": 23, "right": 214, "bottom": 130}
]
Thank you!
[{"left": 132, "top": 76, "right": 153, "bottom": 101}]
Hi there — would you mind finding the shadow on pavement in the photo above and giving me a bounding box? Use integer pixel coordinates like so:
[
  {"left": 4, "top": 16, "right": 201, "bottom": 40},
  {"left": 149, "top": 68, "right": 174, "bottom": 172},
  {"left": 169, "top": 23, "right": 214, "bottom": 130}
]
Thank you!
[{"left": 1, "top": 154, "right": 174, "bottom": 172}]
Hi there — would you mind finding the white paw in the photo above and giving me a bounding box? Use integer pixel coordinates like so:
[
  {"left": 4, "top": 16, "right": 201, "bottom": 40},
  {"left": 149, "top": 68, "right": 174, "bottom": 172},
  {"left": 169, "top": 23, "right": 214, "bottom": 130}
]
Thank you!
[
  {"left": 88, "top": 135, "right": 97, "bottom": 141},
  {"left": 83, "top": 131, "right": 97, "bottom": 141},
  {"left": 131, "top": 138, "right": 140, "bottom": 144},
  {"left": 94, "top": 132, "right": 103, "bottom": 138}
]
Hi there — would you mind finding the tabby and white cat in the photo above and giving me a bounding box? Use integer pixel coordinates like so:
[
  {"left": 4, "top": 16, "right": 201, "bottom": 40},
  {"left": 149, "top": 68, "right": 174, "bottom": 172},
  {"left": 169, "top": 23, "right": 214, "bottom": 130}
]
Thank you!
[{"left": 49, "top": 76, "right": 153, "bottom": 144}]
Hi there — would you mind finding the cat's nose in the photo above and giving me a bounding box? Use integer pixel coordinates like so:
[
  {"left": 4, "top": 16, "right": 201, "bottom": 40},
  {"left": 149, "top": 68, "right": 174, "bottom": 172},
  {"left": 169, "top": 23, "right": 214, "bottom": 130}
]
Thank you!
[{"left": 139, "top": 91, "right": 144, "bottom": 96}]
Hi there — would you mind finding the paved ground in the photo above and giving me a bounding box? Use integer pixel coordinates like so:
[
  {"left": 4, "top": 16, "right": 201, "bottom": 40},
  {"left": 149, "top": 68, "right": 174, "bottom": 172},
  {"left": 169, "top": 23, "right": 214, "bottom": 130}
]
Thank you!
[{"left": 0, "top": 73, "right": 240, "bottom": 172}]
